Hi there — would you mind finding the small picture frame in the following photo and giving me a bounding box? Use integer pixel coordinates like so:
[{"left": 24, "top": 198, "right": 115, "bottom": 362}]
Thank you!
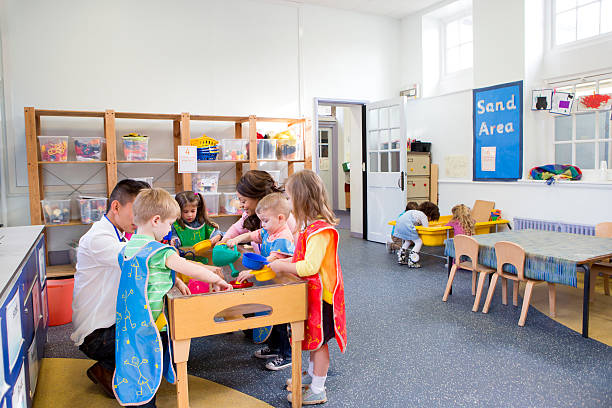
[
  {"left": 551, "top": 91, "right": 574, "bottom": 115},
  {"left": 531, "top": 89, "right": 553, "bottom": 110}
]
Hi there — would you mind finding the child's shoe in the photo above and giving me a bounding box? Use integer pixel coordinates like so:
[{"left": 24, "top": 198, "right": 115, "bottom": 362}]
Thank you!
[
  {"left": 265, "top": 355, "right": 292, "bottom": 370},
  {"left": 397, "top": 249, "right": 408, "bottom": 265},
  {"left": 287, "top": 387, "right": 327, "bottom": 405},
  {"left": 254, "top": 346, "right": 278, "bottom": 359},
  {"left": 407, "top": 250, "right": 421, "bottom": 268},
  {"left": 285, "top": 371, "right": 312, "bottom": 390}
]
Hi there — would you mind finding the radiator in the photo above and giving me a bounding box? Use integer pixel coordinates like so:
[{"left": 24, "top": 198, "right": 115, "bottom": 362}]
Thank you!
[{"left": 514, "top": 218, "right": 595, "bottom": 236}]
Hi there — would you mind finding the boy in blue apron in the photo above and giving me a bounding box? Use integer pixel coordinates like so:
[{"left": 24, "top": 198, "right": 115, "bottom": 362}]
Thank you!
[
  {"left": 229, "top": 192, "right": 295, "bottom": 371},
  {"left": 113, "top": 188, "right": 232, "bottom": 407}
]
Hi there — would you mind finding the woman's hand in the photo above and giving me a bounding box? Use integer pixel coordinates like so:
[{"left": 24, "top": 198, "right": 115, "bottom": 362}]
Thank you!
[{"left": 236, "top": 270, "right": 254, "bottom": 283}]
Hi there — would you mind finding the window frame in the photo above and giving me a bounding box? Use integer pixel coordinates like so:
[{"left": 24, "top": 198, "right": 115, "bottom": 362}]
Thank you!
[
  {"left": 551, "top": 0, "right": 612, "bottom": 48},
  {"left": 552, "top": 77, "right": 612, "bottom": 171},
  {"left": 441, "top": 11, "right": 473, "bottom": 77}
]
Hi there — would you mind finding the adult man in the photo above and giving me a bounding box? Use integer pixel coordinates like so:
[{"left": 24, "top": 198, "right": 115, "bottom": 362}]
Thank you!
[{"left": 71, "top": 179, "right": 149, "bottom": 397}]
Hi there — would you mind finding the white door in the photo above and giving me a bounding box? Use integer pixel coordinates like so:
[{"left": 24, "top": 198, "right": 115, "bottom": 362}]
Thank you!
[
  {"left": 366, "top": 98, "right": 407, "bottom": 243},
  {"left": 318, "top": 127, "right": 333, "bottom": 205}
]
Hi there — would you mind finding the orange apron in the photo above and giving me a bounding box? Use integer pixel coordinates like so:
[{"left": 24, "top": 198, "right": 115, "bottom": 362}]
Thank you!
[{"left": 292, "top": 220, "right": 347, "bottom": 352}]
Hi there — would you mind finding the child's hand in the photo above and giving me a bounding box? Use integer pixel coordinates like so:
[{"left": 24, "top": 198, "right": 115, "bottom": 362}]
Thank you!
[
  {"left": 210, "top": 235, "right": 221, "bottom": 244},
  {"left": 170, "top": 237, "right": 180, "bottom": 247},
  {"left": 214, "top": 279, "right": 233, "bottom": 292},
  {"left": 268, "top": 259, "right": 284, "bottom": 273},
  {"left": 236, "top": 270, "right": 254, "bottom": 283},
  {"left": 207, "top": 265, "right": 224, "bottom": 280},
  {"left": 226, "top": 239, "right": 237, "bottom": 249},
  {"left": 173, "top": 279, "right": 191, "bottom": 296}
]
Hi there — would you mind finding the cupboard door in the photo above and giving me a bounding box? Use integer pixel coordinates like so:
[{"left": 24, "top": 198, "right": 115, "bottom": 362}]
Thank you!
[
  {"left": 405, "top": 177, "right": 430, "bottom": 198},
  {"left": 406, "top": 154, "right": 430, "bottom": 176}
]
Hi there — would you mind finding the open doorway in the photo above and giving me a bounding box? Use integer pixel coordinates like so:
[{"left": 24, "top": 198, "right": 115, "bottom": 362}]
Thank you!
[{"left": 314, "top": 99, "right": 366, "bottom": 236}]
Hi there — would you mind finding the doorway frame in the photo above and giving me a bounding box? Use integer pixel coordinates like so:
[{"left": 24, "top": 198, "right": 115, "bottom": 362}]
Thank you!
[{"left": 313, "top": 98, "right": 368, "bottom": 238}]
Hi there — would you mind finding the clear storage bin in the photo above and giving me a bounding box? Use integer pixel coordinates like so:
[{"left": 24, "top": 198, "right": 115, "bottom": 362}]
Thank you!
[
  {"left": 202, "top": 192, "right": 220, "bottom": 215},
  {"left": 41, "top": 199, "right": 71, "bottom": 225},
  {"left": 276, "top": 138, "right": 303, "bottom": 160},
  {"left": 221, "top": 192, "right": 241, "bottom": 214},
  {"left": 38, "top": 136, "right": 69, "bottom": 162},
  {"left": 220, "top": 139, "right": 248, "bottom": 160},
  {"left": 74, "top": 137, "right": 105, "bottom": 161},
  {"left": 257, "top": 139, "right": 277, "bottom": 160},
  {"left": 131, "top": 177, "right": 154, "bottom": 187},
  {"left": 78, "top": 197, "right": 108, "bottom": 224},
  {"left": 122, "top": 135, "right": 149, "bottom": 161},
  {"left": 192, "top": 171, "right": 220, "bottom": 193}
]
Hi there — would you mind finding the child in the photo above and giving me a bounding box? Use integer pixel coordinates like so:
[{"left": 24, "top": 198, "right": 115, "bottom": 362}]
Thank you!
[
  {"left": 392, "top": 201, "right": 440, "bottom": 267},
  {"left": 171, "top": 191, "right": 222, "bottom": 248},
  {"left": 231, "top": 192, "right": 295, "bottom": 371},
  {"left": 267, "top": 170, "right": 347, "bottom": 405},
  {"left": 113, "top": 188, "right": 231, "bottom": 407},
  {"left": 446, "top": 204, "right": 475, "bottom": 236},
  {"left": 387, "top": 201, "right": 418, "bottom": 253}
]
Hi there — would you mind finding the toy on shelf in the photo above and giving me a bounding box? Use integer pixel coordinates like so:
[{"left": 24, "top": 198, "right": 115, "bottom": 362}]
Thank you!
[
  {"left": 190, "top": 135, "right": 219, "bottom": 161},
  {"left": 212, "top": 244, "right": 241, "bottom": 277},
  {"left": 490, "top": 209, "right": 501, "bottom": 221},
  {"left": 122, "top": 133, "right": 149, "bottom": 161},
  {"left": 192, "top": 171, "right": 220, "bottom": 194},
  {"left": 74, "top": 137, "right": 104, "bottom": 161},
  {"left": 220, "top": 139, "right": 248, "bottom": 160},
  {"left": 272, "top": 129, "right": 302, "bottom": 160},
  {"left": 38, "top": 136, "right": 68, "bottom": 162},
  {"left": 41, "top": 199, "right": 71, "bottom": 224},
  {"left": 78, "top": 197, "right": 108, "bottom": 224},
  {"left": 242, "top": 252, "right": 276, "bottom": 281}
]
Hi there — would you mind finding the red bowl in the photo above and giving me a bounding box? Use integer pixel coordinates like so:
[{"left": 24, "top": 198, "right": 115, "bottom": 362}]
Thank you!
[{"left": 229, "top": 280, "right": 254, "bottom": 289}]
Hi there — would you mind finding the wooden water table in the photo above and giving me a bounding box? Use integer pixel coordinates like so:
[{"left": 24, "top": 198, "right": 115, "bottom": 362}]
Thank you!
[
  {"left": 166, "top": 273, "right": 307, "bottom": 408},
  {"left": 388, "top": 215, "right": 510, "bottom": 246}
]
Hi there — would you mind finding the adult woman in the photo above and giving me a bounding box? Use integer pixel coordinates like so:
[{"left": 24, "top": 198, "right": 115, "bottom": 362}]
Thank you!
[{"left": 221, "top": 170, "right": 297, "bottom": 251}]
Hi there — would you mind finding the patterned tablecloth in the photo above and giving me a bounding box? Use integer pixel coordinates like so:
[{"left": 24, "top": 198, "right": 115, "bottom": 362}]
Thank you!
[{"left": 444, "top": 230, "right": 612, "bottom": 287}]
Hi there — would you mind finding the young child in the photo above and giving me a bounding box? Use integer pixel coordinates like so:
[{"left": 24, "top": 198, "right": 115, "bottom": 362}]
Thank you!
[
  {"left": 171, "top": 191, "right": 222, "bottom": 248},
  {"left": 113, "top": 188, "right": 231, "bottom": 407},
  {"left": 387, "top": 201, "right": 418, "bottom": 253},
  {"left": 446, "top": 204, "right": 475, "bottom": 236},
  {"left": 230, "top": 192, "right": 295, "bottom": 371},
  {"left": 267, "top": 170, "right": 347, "bottom": 405},
  {"left": 392, "top": 201, "right": 440, "bottom": 267}
]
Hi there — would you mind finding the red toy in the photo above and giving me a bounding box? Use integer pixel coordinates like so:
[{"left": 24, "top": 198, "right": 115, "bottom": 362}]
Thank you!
[
  {"left": 229, "top": 280, "right": 254, "bottom": 289},
  {"left": 187, "top": 279, "right": 210, "bottom": 294}
]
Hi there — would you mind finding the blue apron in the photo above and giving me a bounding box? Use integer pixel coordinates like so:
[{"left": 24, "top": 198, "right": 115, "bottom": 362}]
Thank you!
[
  {"left": 113, "top": 241, "right": 176, "bottom": 406},
  {"left": 259, "top": 228, "right": 295, "bottom": 258}
]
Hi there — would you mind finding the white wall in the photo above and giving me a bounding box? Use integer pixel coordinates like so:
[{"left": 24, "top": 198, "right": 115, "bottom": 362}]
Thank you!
[
  {"left": 0, "top": 0, "right": 400, "bottom": 246},
  {"left": 400, "top": 0, "right": 612, "bottom": 225}
]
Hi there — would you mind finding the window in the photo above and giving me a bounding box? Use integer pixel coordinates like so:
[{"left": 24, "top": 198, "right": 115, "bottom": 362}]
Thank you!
[
  {"left": 318, "top": 129, "right": 329, "bottom": 158},
  {"left": 444, "top": 14, "right": 473, "bottom": 74},
  {"left": 554, "top": 0, "right": 612, "bottom": 46},
  {"left": 553, "top": 78, "right": 612, "bottom": 170}
]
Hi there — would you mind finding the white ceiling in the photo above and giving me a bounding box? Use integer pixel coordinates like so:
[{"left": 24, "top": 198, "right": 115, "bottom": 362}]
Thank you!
[{"left": 295, "top": 0, "right": 442, "bottom": 18}]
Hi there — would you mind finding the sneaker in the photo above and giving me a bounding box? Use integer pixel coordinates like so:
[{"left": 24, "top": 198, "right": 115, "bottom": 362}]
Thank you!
[
  {"left": 287, "top": 387, "right": 327, "bottom": 405},
  {"left": 265, "top": 355, "right": 292, "bottom": 371},
  {"left": 254, "top": 346, "right": 279, "bottom": 359},
  {"left": 397, "top": 249, "right": 408, "bottom": 265},
  {"left": 407, "top": 260, "right": 422, "bottom": 268},
  {"left": 285, "top": 371, "right": 312, "bottom": 390}
]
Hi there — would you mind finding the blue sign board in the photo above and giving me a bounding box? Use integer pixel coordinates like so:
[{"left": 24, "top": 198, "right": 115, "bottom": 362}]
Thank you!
[{"left": 473, "top": 80, "right": 523, "bottom": 181}]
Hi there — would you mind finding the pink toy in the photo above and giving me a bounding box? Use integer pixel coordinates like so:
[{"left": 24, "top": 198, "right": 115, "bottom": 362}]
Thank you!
[{"left": 187, "top": 279, "right": 210, "bottom": 294}]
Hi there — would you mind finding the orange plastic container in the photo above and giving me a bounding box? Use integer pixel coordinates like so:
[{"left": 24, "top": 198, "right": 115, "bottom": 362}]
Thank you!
[{"left": 47, "top": 278, "right": 74, "bottom": 326}]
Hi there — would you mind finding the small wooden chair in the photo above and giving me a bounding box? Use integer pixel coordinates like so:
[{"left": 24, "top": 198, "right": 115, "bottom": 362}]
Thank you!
[
  {"left": 482, "top": 241, "right": 556, "bottom": 327},
  {"left": 591, "top": 222, "right": 612, "bottom": 297},
  {"left": 442, "top": 235, "right": 495, "bottom": 312}
]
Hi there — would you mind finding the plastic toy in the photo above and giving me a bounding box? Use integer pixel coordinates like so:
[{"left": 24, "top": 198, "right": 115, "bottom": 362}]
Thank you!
[
  {"left": 187, "top": 279, "right": 210, "bottom": 294},
  {"left": 212, "top": 244, "right": 241, "bottom": 277},
  {"left": 40, "top": 139, "right": 68, "bottom": 162},
  {"left": 490, "top": 209, "right": 501, "bottom": 221},
  {"left": 122, "top": 133, "right": 149, "bottom": 161},
  {"left": 78, "top": 197, "right": 107, "bottom": 223},
  {"left": 42, "top": 202, "right": 70, "bottom": 224},
  {"left": 229, "top": 280, "right": 254, "bottom": 289},
  {"left": 193, "top": 239, "right": 212, "bottom": 255},
  {"left": 242, "top": 253, "right": 276, "bottom": 281},
  {"left": 74, "top": 138, "right": 103, "bottom": 161},
  {"left": 190, "top": 135, "right": 219, "bottom": 161}
]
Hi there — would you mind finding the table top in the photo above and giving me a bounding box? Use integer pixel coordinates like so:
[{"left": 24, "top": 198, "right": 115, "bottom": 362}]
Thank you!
[
  {"left": 0, "top": 226, "right": 44, "bottom": 301},
  {"left": 444, "top": 229, "right": 612, "bottom": 287}
]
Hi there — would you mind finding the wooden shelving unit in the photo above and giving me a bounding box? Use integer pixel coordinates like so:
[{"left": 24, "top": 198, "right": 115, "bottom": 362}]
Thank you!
[{"left": 25, "top": 107, "right": 312, "bottom": 277}]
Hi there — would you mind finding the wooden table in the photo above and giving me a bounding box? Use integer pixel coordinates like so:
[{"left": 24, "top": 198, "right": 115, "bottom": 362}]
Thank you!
[
  {"left": 167, "top": 274, "right": 307, "bottom": 408},
  {"left": 444, "top": 230, "right": 612, "bottom": 338}
]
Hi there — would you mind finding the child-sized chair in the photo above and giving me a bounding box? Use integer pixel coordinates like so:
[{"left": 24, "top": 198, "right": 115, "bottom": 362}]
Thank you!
[
  {"left": 482, "top": 241, "right": 556, "bottom": 326},
  {"left": 590, "top": 222, "right": 612, "bottom": 298},
  {"left": 443, "top": 235, "right": 495, "bottom": 312}
]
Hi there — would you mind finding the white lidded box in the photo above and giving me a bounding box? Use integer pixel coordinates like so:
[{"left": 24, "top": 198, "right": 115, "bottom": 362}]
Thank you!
[
  {"left": 201, "top": 192, "right": 220, "bottom": 215},
  {"left": 41, "top": 199, "right": 71, "bottom": 224},
  {"left": 78, "top": 196, "right": 108, "bottom": 224},
  {"left": 192, "top": 171, "right": 220, "bottom": 193},
  {"left": 221, "top": 192, "right": 241, "bottom": 215}
]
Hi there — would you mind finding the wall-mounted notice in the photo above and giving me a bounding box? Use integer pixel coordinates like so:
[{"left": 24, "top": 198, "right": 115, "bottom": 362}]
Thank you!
[
  {"left": 473, "top": 81, "right": 523, "bottom": 181},
  {"left": 6, "top": 291, "right": 23, "bottom": 369},
  {"left": 444, "top": 156, "right": 469, "bottom": 178},
  {"left": 576, "top": 93, "right": 612, "bottom": 112},
  {"left": 531, "top": 89, "right": 553, "bottom": 110},
  {"left": 178, "top": 146, "right": 197, "bottom": 173},
  {"left": 551, "top": 91, "right": 574, "bottom": 115}
]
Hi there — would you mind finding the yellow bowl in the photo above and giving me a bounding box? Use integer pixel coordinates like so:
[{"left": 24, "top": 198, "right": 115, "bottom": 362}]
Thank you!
[
  {"left": 193, "top": 239, "right": 212, "bottom": 255},
  {"left": 253, "top": 266, "right": 276, "bottom": 282}
]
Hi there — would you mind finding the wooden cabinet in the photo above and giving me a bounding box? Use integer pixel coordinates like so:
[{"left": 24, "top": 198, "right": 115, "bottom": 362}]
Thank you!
[{"left": 406, "top": 152, "right": 431, "bottom": 203}]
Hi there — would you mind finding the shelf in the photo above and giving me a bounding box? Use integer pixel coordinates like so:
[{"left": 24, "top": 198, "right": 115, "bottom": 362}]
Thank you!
[
  {"left": 190, "top": 115, "right": 249, "bottom": 122},
  {"left": 35, "top": 109, "right": 105, "bottom": 118},
  {"left": 198, "top": 160, "right": 249, "bottom": 164},
  {"left": 257, "top": 159, "right": 305, "bottom": 163},
  {"left": 44, "top": 220, "right": 92, "bottom": 227},
  {"left": 39, "top": 160, "right": 106, "bottom": 164},
  {"left": 211, "top": 214, "right": 242, "bottom": 218},
  {"left": 47, "top": 264, "right": 76, "bottom": 278},
  {"left": 115, "top": 112, "right": 181, "bottom": 120},
  {"left": 117, "top": 160, "right": 176, "bottom": 163}
]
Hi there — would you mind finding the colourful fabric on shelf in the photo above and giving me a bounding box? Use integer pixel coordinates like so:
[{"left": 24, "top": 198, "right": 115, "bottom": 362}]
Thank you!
[
  {"left": 529, "top": 164, "right": 582, "bottom": 181},
  {"left": 444, "top": 230, "right": 612, "bottom": 287}
]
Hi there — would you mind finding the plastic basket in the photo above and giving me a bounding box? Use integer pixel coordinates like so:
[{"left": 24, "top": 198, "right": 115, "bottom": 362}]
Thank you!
[
  {"left": 190, "top": 135, "right": 218, "bottom": 148},
  {"left": 197, "top": 145, "right": 219, "bottom": 161}
]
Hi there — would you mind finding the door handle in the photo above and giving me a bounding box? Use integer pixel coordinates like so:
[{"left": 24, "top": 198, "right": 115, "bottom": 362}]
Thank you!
[{"left": 397, "top": 171, "right": 405, "bottom": 191}]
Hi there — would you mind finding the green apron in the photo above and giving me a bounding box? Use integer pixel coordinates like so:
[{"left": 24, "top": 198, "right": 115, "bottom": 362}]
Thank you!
[{"left": 173, "top": 221, "right": 215, "bottom": 264}]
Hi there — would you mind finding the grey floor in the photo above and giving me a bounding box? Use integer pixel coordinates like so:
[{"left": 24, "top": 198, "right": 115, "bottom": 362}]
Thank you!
[{"left": 46, "top": 231, "right": 612, "bottom": 407}]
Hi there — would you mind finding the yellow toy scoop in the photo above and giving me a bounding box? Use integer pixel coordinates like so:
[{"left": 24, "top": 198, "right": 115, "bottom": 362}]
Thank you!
[
  {"left": 193, "top": 239, "right": 212, "bottom": 256},
  {"left": 251, "top": 265, "right": 276, "bottom": 281}
]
